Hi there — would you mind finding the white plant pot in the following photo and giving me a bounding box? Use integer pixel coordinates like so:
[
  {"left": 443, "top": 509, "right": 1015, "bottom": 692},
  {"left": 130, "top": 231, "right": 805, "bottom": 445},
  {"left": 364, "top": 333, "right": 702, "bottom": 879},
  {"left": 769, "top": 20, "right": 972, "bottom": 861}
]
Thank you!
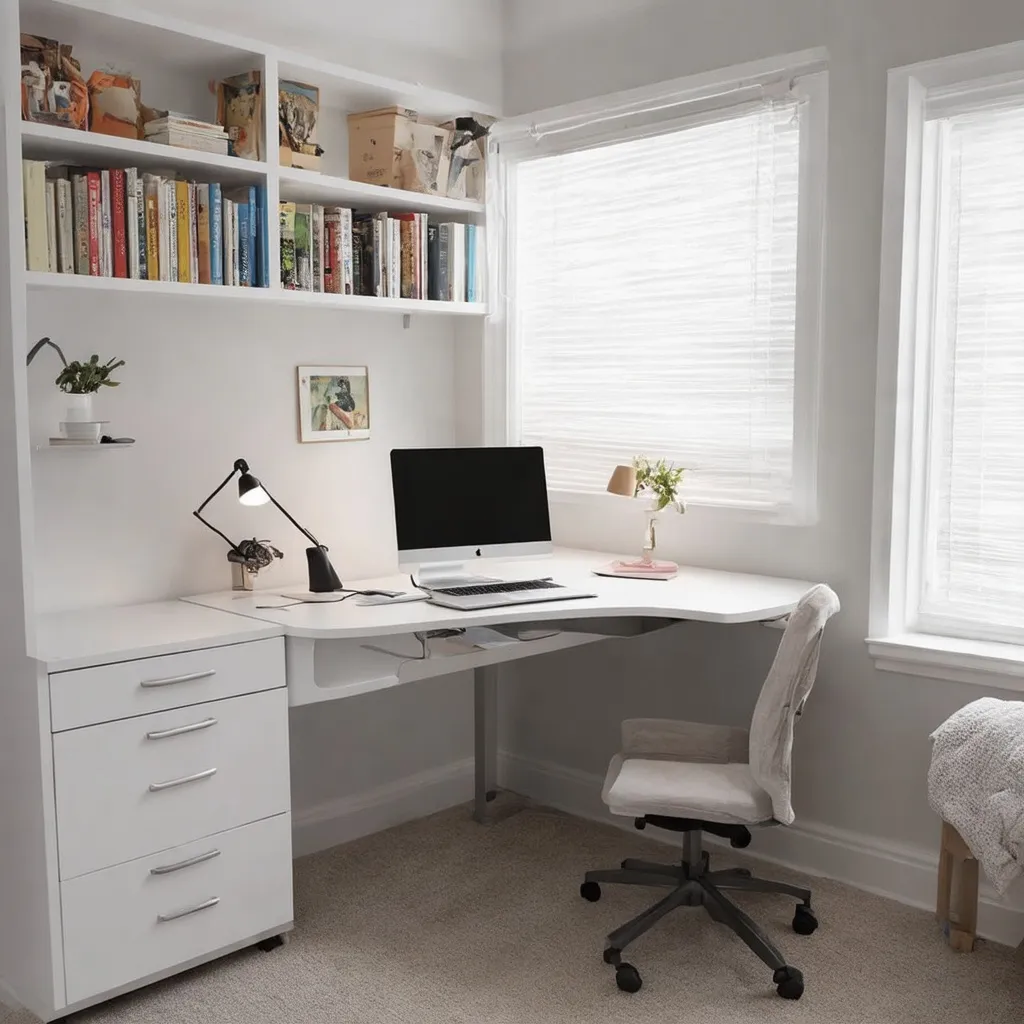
[{"left": 64, "top": 393, "right": 94, "bottom": 423}]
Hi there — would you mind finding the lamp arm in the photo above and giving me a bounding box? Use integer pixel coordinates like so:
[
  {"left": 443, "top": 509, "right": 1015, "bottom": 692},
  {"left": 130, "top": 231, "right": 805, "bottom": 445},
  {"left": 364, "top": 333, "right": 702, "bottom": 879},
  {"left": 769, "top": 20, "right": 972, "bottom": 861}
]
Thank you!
[
  {"left": 195, "top": 465, "right": 240, "bottom": 516},
  {"left": 192, "top": 510, "right": 242, "bottom": 555},
  {"left": 257, "top": 481, "right": 323, "bottom": 550}
]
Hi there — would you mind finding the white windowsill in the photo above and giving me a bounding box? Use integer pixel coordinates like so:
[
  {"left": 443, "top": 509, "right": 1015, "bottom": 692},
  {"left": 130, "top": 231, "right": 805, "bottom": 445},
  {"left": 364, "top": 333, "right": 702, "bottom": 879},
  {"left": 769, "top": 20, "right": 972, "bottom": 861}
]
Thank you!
[
  {"left": 547, "top": 488, "right": 816, "bottom": 526},
  {"left": 867, "top": 633, "right": 1024, "bottom": 692}
]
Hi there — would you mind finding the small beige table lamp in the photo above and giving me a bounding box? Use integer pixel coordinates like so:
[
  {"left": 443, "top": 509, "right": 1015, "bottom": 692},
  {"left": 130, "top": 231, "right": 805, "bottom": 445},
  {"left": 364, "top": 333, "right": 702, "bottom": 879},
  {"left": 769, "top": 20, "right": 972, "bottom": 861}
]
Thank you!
[{"left": 604, "top": 465, "right": 679, "bottom": 577}]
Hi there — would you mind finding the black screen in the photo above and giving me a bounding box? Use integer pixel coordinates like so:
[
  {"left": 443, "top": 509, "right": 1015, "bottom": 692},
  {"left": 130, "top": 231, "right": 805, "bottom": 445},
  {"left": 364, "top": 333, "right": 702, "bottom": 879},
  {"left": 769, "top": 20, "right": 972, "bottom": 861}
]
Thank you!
[{"left": 391, "top": 447, "right": 552, "bottom": 553}]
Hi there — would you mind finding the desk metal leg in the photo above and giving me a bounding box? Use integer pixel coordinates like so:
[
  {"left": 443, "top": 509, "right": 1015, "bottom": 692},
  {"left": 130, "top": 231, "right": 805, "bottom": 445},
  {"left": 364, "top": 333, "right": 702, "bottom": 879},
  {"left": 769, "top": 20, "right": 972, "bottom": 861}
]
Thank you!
[{"left": 474, "top": 666, "right": 498, "bottom": 822}]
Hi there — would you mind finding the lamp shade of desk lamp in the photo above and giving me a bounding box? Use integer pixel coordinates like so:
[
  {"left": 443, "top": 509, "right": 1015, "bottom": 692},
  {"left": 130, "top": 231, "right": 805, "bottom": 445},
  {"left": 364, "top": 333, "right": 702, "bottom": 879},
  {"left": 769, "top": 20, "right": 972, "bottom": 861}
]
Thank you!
[
  {"left": 193, "top": 458, "right": 343, "bottom": 595},
  {"left": 605, "top": 465, "right": 679, "bottom": 577}
]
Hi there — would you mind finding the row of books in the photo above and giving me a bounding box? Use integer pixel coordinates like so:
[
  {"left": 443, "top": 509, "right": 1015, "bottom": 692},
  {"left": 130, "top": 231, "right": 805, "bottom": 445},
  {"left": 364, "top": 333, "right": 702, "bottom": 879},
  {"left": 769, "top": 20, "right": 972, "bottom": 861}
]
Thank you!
[
  {"left": 280, "top": 202, "right": 484, "bottom": 303},
  {"left": 22, "top": 159, "right": 269, "bottom": 287}
]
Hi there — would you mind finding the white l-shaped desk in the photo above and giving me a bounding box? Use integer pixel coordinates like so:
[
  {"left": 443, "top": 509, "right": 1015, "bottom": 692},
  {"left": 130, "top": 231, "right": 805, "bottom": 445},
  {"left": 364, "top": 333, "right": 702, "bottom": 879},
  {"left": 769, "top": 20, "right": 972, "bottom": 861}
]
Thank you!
[
  {"left": 182, "top": 548, "right": 812, "bottom": 822},
  {"left": 17, "top": 548, "right": 814, "bottom": 1021}
]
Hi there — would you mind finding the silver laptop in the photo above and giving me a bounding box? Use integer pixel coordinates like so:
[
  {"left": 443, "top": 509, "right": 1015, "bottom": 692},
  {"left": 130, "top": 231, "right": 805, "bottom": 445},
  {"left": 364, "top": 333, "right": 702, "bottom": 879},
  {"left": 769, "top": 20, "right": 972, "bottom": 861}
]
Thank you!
[
  {"left": 425, "top": 577, "right": 596, "bottom": 611},
  {"left": 390, "top": 446, "right": 596, "bottom": 612}
]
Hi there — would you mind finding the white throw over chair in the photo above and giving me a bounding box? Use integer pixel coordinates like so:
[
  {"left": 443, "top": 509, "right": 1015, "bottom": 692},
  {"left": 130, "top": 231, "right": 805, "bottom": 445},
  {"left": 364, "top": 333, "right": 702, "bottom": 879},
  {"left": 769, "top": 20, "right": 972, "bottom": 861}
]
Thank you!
[{"left": 580, "top": 584, "right": 840, "bottom": 1001}]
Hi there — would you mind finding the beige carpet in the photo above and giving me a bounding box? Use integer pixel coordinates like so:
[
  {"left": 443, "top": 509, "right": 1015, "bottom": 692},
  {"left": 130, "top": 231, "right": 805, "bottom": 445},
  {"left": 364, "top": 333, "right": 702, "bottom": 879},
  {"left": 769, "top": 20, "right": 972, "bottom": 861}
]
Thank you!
[{"left": 3, "top": 806, "right": 1023, "bottom": 1023}]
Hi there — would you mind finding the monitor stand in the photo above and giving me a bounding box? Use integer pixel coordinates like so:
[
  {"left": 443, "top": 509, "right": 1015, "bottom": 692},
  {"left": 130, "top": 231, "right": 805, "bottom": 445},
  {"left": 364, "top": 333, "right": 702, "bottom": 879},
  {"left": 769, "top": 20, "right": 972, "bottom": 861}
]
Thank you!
[{"left": 415, "top": 562, "right": 500, "bottom": 590}]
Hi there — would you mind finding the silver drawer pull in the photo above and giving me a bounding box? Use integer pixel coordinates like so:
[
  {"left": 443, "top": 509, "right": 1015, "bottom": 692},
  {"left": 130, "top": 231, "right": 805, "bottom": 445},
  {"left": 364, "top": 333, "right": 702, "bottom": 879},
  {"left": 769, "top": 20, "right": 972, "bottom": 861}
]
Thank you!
[
  {"left": 150, "top": 848, "right": 221, "bottom": 876},
  {"left": 146, "top": 717, "right": 218, "bottom": 741},
  {"left": 148, "top": 767, "right": 217, "bottom": 792},
  {"left": 157, "top": 896, "right": 220, "bottom": 923},
  {"left": 140, "top": 669, "right": 216, "bottom": 689}
]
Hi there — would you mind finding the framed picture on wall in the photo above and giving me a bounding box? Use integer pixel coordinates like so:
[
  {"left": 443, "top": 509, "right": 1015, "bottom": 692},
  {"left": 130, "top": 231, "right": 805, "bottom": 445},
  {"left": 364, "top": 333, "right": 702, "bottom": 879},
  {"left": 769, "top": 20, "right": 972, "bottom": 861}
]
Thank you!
[{"left": 297, "top": 366, "right": 370, "bottom": 442}]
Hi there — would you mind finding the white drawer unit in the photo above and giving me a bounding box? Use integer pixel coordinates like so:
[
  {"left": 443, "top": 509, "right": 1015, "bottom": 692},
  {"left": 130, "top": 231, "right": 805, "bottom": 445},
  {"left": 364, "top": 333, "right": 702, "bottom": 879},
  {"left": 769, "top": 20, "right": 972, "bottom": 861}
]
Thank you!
[
  {"left": 60, "top": 813, "right": 293, "bottom": 1005},
  {"left": 53, "top": 688, "right": 291, "bottom": 880},
  {"left": 49, "top": 637, "right": 285, "bottom": 732}
]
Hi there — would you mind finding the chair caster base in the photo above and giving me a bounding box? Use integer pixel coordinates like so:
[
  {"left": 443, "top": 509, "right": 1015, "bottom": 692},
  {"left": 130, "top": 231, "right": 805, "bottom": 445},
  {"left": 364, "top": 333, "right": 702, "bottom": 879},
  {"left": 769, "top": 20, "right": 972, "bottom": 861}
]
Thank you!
[
  {"left": 773, "top": 965, "right": 804, "bottom": 999},
  {"left": 615, "top": 962, "right": 642, "bottom": 993},
  {"left": 793, "top": 904, "right": 818, "bottom": 935},
  {"left": 255, "top": 935, "right": 285, "bottom": 953},
  {"left": 580, "top": 881, "right": 601, "bottom": 902}
]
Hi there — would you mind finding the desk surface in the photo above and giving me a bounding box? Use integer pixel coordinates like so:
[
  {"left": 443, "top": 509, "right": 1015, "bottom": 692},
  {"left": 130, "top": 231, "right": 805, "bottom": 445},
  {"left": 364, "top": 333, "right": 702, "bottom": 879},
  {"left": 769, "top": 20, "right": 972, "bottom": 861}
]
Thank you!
[
  {"left": 183, "top": 548, "right": 814, "bottom": 639},
  {"left": 34, "top": 600, "right": 284, "bottom": 672}
]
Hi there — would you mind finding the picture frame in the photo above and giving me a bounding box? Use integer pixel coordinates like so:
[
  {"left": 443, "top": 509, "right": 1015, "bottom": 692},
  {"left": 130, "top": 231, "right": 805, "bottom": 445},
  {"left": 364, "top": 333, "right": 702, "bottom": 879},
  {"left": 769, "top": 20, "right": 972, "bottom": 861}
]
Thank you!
[{"left": 297, "top": 366, "right": 370, "bottom": 442}]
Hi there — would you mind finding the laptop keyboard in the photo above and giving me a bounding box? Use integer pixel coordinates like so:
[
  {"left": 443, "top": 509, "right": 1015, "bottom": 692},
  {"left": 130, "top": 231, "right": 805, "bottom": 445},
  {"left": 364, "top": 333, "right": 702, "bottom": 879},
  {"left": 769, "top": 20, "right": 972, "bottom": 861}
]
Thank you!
[{"left": 433, "top": 579, "right": 564, "bottom": 597}]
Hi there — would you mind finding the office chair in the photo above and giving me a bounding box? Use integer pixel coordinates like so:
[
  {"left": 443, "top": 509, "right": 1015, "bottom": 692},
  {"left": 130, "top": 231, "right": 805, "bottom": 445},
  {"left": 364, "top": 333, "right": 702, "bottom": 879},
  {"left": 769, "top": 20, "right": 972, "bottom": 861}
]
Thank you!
[{"left": 580, "top": 584, "right": 840, "bottom": 1001}]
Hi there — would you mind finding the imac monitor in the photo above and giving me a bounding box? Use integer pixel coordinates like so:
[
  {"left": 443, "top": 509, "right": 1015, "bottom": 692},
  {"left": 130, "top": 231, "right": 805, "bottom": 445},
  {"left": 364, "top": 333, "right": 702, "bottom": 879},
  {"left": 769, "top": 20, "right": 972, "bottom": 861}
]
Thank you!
[{"left": 390, "top": 446, "right": 552, "bottom": 567}]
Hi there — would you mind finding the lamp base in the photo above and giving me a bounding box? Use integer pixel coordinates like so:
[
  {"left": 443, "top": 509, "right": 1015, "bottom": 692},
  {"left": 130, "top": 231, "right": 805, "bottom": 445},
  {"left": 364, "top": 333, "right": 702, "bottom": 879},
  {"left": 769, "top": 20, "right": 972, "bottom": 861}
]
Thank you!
[{"left": 306, "top": 545, "right": 343, "bottom": 592}]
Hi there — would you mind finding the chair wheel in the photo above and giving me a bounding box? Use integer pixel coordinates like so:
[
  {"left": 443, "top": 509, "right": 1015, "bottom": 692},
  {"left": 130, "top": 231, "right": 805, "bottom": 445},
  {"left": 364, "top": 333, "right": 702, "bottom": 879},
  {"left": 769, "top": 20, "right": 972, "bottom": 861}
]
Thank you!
[
  {"left": 615, "top": 963, "right": 642, "bottom": 993},
  {"left": 580, "top": 881, "right": 601, "bottom": 902},
  {"left": 793, "top": 905, "right": 818, "bottom": 935},
  {"left": 634, "top": 817, "right": 647, "bottom": 830},
  {"left": 730, "top": 829, "right": 752, "bottom": 849},
  {"left": 773, "top": 966, "right": 804, "bottom": 1000}
]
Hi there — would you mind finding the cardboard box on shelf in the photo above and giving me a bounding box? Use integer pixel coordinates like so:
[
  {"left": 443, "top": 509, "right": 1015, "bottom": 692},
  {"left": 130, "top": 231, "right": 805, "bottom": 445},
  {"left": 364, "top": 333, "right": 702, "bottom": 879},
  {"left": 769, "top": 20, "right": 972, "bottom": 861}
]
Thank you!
[
  {"left": 348, "top": 106, "right": 452, "bottom": 195},
  {"left": 438, "top": 115, "right": 493, "bottom": 202},
  {"left": 88, "top": 70, "right": 142, "bottom": 139}
]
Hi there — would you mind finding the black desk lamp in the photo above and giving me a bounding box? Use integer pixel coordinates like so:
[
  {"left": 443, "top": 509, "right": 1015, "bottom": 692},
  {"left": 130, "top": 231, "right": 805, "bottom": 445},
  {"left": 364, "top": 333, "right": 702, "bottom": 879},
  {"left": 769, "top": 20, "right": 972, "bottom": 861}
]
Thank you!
[{"left": 194, "top": 458, "right": 343, "bottom": 593}]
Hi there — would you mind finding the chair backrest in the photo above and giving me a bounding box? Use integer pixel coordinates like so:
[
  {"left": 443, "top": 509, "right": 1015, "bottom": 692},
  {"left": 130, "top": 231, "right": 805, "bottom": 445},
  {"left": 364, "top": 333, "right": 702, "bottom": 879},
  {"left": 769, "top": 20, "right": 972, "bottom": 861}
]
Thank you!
[{"left": 748, "top": 584, "right": 840, "bottom": 825}]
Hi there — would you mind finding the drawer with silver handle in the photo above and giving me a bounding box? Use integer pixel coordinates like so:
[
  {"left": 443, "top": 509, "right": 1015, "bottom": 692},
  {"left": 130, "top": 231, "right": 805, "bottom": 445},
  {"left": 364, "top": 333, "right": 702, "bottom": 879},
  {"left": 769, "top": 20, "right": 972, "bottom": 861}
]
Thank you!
[
  {"left": 53, "top": 688, "right": 290, "bottom": 879},
  {"left": 61, "top": 813, "right": 293, "bottom": 1005},
  {"left": 49, "top": 637, "right": 285, "bottom": 732}
]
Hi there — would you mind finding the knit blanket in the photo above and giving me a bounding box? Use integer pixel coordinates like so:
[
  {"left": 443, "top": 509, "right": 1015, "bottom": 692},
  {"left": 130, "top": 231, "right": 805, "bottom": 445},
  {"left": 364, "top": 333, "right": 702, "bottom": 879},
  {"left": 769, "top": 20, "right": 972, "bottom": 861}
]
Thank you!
[{"left": 929, "top": 697, "right": 1024, "bottom": 895}]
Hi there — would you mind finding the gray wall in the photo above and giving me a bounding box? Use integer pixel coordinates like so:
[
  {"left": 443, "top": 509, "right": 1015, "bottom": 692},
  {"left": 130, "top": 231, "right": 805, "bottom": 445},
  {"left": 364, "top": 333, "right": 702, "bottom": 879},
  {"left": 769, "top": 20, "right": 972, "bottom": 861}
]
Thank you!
[{"left": 498, "top": 0, "right": 1024, "bottom": 857}]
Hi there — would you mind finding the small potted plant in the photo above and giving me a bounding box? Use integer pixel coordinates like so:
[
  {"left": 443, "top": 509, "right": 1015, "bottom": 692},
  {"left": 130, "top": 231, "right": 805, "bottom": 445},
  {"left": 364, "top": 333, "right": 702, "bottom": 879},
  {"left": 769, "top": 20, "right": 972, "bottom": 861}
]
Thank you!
[
  {"left": 631, "top": 455, "right": 685, "bottom": 562},
  {"left": 606, "top": 455, "right": 686, "bottom": 575},
  {"left": 27, "top": 338, "right": 125, "bottom": 441}
]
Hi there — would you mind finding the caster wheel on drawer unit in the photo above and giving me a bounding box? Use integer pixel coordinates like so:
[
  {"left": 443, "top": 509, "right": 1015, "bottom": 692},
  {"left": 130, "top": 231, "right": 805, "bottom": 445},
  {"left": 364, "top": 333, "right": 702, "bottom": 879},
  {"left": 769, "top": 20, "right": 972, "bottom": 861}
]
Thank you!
[{"left": 256, "top": 935, "right": 285, "bottom": 952}]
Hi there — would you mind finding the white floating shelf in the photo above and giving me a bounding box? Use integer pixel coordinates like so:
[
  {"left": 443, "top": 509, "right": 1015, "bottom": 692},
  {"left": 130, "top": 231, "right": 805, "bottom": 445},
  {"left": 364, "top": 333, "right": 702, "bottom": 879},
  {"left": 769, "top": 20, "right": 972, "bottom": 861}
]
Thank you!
[
  {"left": 25, "top": 272, "right": 488, "bottom": 317},
  {"left": 277, "top": 167, "right": 485, "bottom": 217},
  {"left": 33, "top": 443, "right": 135, "bottom": 453},
  {"left": 21, "top": 122, "right": 267, "bottom": 183}
]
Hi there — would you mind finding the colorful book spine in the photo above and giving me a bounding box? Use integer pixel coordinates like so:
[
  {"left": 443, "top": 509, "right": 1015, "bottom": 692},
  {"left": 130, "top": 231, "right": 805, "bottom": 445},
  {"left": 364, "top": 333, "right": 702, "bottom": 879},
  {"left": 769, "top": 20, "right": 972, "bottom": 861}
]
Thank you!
[
  {"left": 111, "top": 169, "right": 128, "bottom": 279},
  {"left": 465, "top": 224, "right": 476, "bottom": 303},
  {"left": 56, "top": 178, "right": 74, "bottom": 274},
  {"left": 175, "top": 180, "right": 190, "bottom": 283},
  {"left": 223, "top": 196, "right": 234, "bottom": 287},
  {"left": 98, "top": 170, "right": 111, "bottom": 276},
  {"left": 311, "top": 204, "right": 323, "bottom": 293},
  {"left": 341, "top": 208, "right": 353, "bottom": 294},
  {"left": 44, "top": 179, "right": 57, "bottom": 273},
  {"left": 209, "top": 183, "right": 223, "bottom": 285},
  {"left": 236, "top": 200, "right": 251, "bottom": 286},
  {"left": 71, "top": 174, "right": 89, "bottom": 275},
  {"left": 398, "top": 215, "right": 413, "bottom": 299},
  {"left": 247, "top": 186, "right": 257, "bottom": 287},
  {"left": 189, "top": 182, "right": 199, "bottom": 285},
  {"left": 167, "top": 181, "right": 179, "bottom": 283},
  {"left": 232, "top": 202, "right": 242, "bottom": 286},
  {"left": 143, "top": 174, "right": 160, "bottom": 281},
  {"left": 427, "top": 224, "right": 440, "bottom": 300},
  {"left": 279, "top": 202, "right": 297, "bottom": 289},
  {"left": 125, "top": 168, "right": 139, "bottom": 279},
  {"left": 323, "top": 209, "right": 337, "bottom": 293},
  {"left": 155, "top": 177, "right": 168, "bottom": 281},
  {"left": 22, "top": 160, "right": 49, "bottom": 272},
  {"left": 294, "top": 204, "right": 311, "bottom": 291},
  {"left": 196, "top": 184, "right": 211, "bottom": 285},
  {"left": 86, "top": 172, "right": 101, "bottom": 276},
  {"left": 256, "top": 185, "right": 269, "bottom": 288},
  {"left": 437, "top": 223, "right": 450, "bottom": 300}
]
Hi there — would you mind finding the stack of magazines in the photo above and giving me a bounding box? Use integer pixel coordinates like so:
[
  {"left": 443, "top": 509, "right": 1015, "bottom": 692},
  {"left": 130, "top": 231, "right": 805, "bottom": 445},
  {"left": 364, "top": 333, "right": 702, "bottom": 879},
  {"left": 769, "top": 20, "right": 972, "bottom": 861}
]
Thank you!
[{"left": 144, "top": 111, "right": 229, "bottom": 155}]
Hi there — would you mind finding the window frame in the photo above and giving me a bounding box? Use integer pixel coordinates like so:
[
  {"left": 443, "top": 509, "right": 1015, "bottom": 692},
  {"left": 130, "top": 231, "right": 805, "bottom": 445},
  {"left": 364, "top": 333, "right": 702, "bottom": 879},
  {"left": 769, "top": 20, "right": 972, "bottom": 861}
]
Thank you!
[
  {"left": 869, "top": 39, "right": 1024, "bottom": 689},
  {"left": 484, "top": 50, "right": 830, "bottom": 525}
]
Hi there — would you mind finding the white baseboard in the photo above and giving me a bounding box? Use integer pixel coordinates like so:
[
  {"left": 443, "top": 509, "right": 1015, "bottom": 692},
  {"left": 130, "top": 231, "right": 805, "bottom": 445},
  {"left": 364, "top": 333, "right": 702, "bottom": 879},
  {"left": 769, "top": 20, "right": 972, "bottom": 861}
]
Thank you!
[
  {"left": 292, "top": 757, "right": 475, "bottom": 857},
  {"left": 498, "top": 751, "right": 1024, "bottom": 948}
]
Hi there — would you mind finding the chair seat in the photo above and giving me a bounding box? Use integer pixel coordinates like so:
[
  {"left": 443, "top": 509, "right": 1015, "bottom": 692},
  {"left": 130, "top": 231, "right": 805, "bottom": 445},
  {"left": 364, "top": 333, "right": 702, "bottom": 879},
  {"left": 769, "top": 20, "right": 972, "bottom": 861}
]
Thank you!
[{"left": 603, "top": 754, "right": 775, "bottom": 825}]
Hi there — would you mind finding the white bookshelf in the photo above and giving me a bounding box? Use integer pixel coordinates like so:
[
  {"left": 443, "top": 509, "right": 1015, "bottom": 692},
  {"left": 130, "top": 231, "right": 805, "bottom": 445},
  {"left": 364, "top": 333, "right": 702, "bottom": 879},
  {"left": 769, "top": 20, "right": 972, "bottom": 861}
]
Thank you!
[
  {"left": 26, "top": 271, "right": 487, "bottom": 316},
  {"left": 16, "top": 0, "right": 492, "bottom": 316}
]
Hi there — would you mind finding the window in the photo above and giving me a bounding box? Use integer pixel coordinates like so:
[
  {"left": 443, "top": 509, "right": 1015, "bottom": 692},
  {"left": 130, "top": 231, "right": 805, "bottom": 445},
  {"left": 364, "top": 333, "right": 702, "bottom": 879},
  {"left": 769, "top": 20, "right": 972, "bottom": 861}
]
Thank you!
[
  {"left": 871, "top": 40, "right": 1024, "bottom": 682},
  {"left": 493, "top": 56, "right": 828, "bottom": 518}
]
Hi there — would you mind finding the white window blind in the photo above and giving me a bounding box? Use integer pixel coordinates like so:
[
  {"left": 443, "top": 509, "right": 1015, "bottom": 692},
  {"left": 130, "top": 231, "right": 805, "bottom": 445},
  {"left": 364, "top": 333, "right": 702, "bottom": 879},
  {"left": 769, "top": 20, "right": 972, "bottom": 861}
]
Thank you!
[
  {"left": 918, "top": 103, "right": 1024, "bottom": 641},
  {"left": 510, "top": 98, "right": 802, "bottom": 509}
]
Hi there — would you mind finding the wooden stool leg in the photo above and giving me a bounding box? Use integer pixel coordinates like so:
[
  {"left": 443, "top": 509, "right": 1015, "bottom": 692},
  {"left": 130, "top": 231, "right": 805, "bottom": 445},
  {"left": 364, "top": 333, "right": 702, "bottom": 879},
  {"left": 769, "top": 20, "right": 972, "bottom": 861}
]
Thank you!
[
  {"left": 937, "top": 821, "right": 977, "bottom": 952},
  {"left": 950, "top": 855, "right": 978, "bottom": 952},
  {"left": 936, "top": 823, "right": 954, "bottom": 926}
]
